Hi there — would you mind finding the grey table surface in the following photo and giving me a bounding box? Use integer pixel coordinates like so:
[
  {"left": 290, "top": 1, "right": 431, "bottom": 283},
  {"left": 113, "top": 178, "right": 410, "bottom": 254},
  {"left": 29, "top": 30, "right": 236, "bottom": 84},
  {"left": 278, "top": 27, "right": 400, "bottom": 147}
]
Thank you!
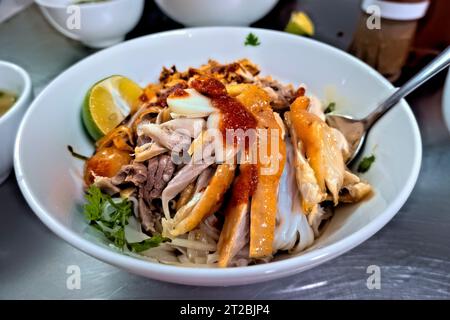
[{"left": 1, "top": 2, "right": 450, "bottom": 299}]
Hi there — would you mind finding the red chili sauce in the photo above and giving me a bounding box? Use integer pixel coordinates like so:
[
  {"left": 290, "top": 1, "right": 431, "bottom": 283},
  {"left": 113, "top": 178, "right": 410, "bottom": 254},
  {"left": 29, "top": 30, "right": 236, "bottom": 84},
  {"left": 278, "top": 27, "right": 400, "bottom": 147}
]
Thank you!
[
  {"left": 190, "top": 77, "right": 259, "bottom": 206},
  {"left": 158, "top": 82, "right": 188, "bottom": 108},
  {"left": 190, "top": 77, "right": 257, "bottom": 134},
  {"left": 171, "top": 87, "right": 189, "bottom": 97},
  {"left": 230, "top": 164, "right": 259, "bottom": 206}
]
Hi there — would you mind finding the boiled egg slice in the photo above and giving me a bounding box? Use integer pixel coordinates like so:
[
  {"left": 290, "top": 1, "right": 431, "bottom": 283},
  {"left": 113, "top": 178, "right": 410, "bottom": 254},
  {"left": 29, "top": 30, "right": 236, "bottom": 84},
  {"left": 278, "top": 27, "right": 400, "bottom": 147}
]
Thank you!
[{"left": 167, "top": 88, "right": 217, "bottom": 118}]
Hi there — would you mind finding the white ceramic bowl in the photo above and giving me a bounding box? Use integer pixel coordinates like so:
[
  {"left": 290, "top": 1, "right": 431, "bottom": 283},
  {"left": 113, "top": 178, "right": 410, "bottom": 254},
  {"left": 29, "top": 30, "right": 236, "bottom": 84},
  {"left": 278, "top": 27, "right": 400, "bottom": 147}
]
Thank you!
[
  {"left": 14, "top": 28, "right": 421, "bottom": 286},
  {"left": 35, "top": 0, "right": 144, "bottom": 48},
  {"left": 155, "top": 0, "right": 279, "bottom": 26},
  {"left": 0, "top": 61, "right": 32, "bottom": 185}
]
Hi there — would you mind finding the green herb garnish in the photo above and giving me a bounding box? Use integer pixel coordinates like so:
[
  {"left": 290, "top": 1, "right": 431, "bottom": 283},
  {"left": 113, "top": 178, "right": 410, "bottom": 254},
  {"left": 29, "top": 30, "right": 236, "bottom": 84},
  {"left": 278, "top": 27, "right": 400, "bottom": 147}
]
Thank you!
[
  {"left": 129, "top": 235, "right": 168, "bottom": 252},
  {"left": 324, "top": 102, "right": 336, "bottom": 114},
  {"left": 357, "top": 154, "right": 376, "bottom": 173},
  {"left": 83, "top": 185, "right": 109, "bottom": 221},
  {"left": 245, "top": 33, "right": 261, "bottom": 46},
  {"left": 83, "top": 186, "right": 167, "bottom": 251}
]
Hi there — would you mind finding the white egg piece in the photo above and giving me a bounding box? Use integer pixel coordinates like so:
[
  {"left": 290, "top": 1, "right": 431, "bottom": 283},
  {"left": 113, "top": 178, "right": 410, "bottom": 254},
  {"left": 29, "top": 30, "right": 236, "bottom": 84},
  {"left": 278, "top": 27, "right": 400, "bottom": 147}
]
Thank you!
[
  {"left": 167, "top": 88, "right": 217, "bottom": 117},
  {"left": 206, "top": 112, "right": 221, "bottom": 130}
]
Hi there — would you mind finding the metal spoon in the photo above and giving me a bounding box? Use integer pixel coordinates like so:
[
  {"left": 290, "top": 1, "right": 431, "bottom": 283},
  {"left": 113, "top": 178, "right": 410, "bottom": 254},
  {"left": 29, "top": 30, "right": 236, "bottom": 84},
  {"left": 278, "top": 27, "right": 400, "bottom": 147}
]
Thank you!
[{"left": 326, "top": 46, "right": 450, "bottom": 165}]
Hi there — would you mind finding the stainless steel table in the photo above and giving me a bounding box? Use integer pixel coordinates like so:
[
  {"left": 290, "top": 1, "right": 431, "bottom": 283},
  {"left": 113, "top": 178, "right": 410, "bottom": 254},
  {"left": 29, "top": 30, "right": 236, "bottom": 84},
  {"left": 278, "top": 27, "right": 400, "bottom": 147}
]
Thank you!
[{"left": 1, "top": 2, "right": 449, "bottom": 299}]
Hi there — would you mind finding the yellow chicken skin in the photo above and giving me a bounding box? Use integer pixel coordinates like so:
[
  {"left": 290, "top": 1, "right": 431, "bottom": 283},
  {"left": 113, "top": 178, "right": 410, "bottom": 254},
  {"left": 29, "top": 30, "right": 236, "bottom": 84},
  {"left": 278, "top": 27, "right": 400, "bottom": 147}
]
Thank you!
[
  {"left": 285, "top": 112, "right": 325, "bottom": 213},
  {"left": 235, "top": 85, "right": 286, "bottom": 259},
  {"left": 84, "top": 147, "right": 131, "bottom": 185},
  {"left": 170, "top": 164, "right": 236, "bottom": 237},
  {"left": 217, "top": 163, "right": 256, "bottom": 267},
  {"left": 289, "top": 96, "right": 345, "bottom": 205}
]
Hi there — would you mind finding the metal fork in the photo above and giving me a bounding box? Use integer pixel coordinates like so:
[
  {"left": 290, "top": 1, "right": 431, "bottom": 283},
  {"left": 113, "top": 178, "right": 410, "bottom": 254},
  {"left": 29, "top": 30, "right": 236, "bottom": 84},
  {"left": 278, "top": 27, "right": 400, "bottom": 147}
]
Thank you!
[{"left": 326, "top": 47, "right": 450, "bottom": 165}]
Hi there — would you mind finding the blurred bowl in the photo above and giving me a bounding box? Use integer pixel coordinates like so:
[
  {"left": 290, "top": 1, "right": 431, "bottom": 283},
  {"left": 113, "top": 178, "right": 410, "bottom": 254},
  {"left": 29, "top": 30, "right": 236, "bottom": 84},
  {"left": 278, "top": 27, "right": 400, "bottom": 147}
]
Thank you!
[
  {"left": 0, "top": 61, "right": 32, "bottom": 184},
  {"left": 35, "top": 0, "right": 144, "bottom": 48},
  {"left": 155, "top": 0, "right": 279, "bottom": 26}
]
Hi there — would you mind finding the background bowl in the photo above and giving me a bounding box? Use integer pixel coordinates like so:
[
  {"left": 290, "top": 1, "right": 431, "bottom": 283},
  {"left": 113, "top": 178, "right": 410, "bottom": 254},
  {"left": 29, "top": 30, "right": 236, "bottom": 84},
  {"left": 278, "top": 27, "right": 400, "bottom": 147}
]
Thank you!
[
  {"left": 0, "top": 61, "right": 32, "bottom": 185},
  {"left": 35, "top": 0, "right": 144, "bottom": 48},
  {"left": 14, "top": 28, "right": 421, "bottom": 286},
  {"left": 154, "top": 0, "right": 279, "bottom": 26}
]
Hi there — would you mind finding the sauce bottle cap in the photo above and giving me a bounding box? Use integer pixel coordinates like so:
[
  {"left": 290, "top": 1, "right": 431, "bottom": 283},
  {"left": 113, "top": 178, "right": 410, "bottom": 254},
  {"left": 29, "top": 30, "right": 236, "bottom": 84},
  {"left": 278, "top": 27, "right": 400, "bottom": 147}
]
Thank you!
[{"left": 362, "top": 0, "right": 430, "bottom": 20}]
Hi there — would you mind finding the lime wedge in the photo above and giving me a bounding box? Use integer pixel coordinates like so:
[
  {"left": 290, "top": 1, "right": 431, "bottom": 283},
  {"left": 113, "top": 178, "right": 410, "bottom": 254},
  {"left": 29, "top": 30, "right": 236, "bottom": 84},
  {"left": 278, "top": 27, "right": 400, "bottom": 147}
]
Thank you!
[
  {"left": 285, "top": 11, "right": 315, "bottom": 37},
  {"left": 82, "top": 75, "right": 143, "bottom": 140}
]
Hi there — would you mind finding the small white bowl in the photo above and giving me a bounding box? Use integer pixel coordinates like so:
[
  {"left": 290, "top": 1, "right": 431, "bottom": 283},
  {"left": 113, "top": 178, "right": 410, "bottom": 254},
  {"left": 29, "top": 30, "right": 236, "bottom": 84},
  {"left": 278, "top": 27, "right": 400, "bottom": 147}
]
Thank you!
[
  {"left": 0, "top": 61, "right": 32, "bottom": 184},
  {"left": 35, "top": 0, "right": 144, "bottom": 48},
  {"left": 155, "top": 0, "right": 279, "bottom": 26},
  {"left": 14, "top": 28, "right": 421, "bottom": 286}
]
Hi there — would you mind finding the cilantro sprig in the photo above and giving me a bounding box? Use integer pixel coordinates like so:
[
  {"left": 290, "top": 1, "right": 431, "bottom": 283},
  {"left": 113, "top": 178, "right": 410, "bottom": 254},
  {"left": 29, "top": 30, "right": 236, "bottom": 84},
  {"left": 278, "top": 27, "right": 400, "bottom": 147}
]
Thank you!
[
  {"left": 357, "top": 154, "right": 376, "bottom": 173},
  {"left": 83, "top": 185, "right": 109, "bottom": 221},
  {"left": 83, "top": 186, "right": 167, "bottom": 252},
  {"left": 245, "top": 33, "right": 261, "bottom": 46},
  {"left": 129, "top": 235, "right": 167, "bottom": 252}
]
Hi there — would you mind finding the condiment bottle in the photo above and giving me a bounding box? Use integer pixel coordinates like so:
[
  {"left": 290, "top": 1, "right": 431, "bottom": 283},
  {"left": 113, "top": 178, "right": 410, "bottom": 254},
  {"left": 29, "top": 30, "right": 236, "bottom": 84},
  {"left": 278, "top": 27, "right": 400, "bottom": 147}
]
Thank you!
[{"left": 349, "top": 0, "right": 430, "bottom": 82}]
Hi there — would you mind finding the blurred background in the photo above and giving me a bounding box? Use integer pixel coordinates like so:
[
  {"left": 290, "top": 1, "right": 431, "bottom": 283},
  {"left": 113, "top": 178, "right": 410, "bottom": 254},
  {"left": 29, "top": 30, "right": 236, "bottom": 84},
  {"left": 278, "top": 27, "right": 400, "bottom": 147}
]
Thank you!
[
  {"left": 1, "top": 0, "right": 448, "bottom": 83},
  {"left": 1, "top": 0, "right": 448, "bottom": 93}
]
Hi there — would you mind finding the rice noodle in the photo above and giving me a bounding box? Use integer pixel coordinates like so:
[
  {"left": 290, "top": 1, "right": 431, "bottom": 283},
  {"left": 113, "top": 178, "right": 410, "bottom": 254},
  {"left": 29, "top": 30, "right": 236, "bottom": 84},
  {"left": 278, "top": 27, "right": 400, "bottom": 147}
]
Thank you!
[
  {"left": 169, "top": 238, "right": 216, "bottom": 252},
  {"left": 199, "top": 220, "right": 220, "bottom": 241},
  {"left": 273, "top": 139, "right": 315, "bottom": 253},
  {"left": 130, "top": 244, "right": 180, "bottom": 264},
  {"left": 206, "top": 253, "right": 219, "bottom": 264}
]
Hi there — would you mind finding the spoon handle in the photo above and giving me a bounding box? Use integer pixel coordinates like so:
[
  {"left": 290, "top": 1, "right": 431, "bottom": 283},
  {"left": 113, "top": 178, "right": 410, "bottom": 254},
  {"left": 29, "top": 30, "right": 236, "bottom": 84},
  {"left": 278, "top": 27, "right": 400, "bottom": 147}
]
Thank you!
[{"left": 365, "top": 46, "right": 450, "bottom": 128}]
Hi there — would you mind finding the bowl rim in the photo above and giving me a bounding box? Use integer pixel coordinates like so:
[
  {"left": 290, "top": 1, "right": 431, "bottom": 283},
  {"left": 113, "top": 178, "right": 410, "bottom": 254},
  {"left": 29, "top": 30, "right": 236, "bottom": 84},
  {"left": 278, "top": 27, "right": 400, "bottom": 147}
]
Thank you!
[
  {"left": 13, "top": 27, "right": 422, "bottom": 284},
  {"left": 34, "top": 0, "right": 138, "bottom": 9},
  {"left": 0, "top": 61, "right": 32, "bottom": 126}
]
